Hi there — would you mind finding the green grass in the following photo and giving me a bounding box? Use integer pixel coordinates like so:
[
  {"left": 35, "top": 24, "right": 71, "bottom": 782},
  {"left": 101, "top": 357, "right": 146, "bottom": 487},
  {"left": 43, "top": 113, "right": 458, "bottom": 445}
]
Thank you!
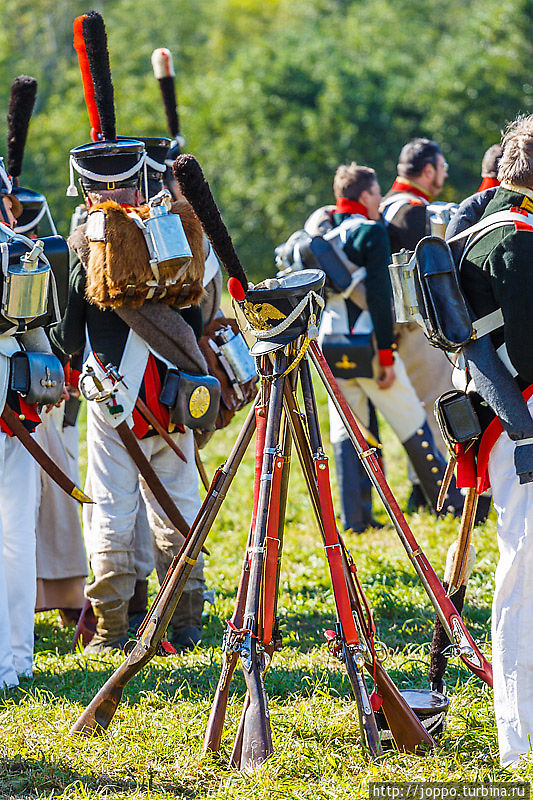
[{"left": 0, "top": 371, "right": 526, "bottom": 799}]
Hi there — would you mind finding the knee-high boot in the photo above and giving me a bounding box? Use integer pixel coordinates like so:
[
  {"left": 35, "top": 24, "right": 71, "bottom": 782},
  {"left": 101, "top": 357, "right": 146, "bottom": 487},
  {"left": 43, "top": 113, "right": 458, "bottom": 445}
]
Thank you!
[
  {"left": 333, "top": 439, "right": 381, "bottom": 533},
  {"left": 401, "top": 421, "right": 463, "bottom": 516}
]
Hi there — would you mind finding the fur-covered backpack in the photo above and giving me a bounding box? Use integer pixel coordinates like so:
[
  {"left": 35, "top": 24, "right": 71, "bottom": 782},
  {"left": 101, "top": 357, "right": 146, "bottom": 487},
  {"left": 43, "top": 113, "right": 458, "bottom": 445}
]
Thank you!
[{"left": 69, "top": 198, "right": 205, "bottom": 310}]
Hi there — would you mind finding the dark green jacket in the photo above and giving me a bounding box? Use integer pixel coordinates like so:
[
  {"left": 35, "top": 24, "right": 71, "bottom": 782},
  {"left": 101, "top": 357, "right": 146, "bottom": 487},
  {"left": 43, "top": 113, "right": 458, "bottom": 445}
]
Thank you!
[
  {"left": 461, "top": 187, "right": 533, "bottom": 385},
  {"left": 332, "top": 212, "right": 394, "bottom": 352}
]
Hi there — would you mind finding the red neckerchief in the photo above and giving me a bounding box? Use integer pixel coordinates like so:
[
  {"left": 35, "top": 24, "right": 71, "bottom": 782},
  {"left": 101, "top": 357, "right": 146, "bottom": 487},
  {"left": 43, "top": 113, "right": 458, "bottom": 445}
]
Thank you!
[
  {"left": 477, "top": 177, "right": 500, "bottom": 193},
  {"left": 390, "top": 178, "right": 431, "bottom": 202},
  {"left": 335, "top": 197, "right": 369, "bottom": 218}
]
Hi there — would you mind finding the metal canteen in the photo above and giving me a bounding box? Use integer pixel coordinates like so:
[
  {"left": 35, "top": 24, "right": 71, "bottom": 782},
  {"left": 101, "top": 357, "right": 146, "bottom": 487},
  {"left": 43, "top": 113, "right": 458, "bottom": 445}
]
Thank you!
[
  {"left": 389, "top": 249, "right": 423, "bottom": 325},
  {"left": 144, "top": 190, "right": 192, "bottom": 274},
  {"left": 427, "top": 201, "right": 460, "bottom": 239},
  {"left": 2, "top": 239, "right": 50, "bottom": 320},
  {"left": 216, "top": 326, "right": 257, "bottom": 385}
]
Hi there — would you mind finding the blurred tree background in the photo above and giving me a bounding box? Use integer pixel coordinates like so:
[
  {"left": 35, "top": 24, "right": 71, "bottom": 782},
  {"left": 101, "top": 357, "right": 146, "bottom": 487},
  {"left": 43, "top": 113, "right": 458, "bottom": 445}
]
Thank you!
[{"left": 0, "top": 0, "right": 531, "bottom": 279}]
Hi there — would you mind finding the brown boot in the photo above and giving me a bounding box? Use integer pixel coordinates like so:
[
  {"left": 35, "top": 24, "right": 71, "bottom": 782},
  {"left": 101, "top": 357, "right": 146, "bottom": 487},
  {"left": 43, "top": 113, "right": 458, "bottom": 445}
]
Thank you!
[
  {"left": 128, "top": 579, "right": 149, "bottom": 634},
  {"left": 169, "top": 589, "right": 204, "bottom": 652},
  {"left": 83, "top": 601, "right": 129, "bottom": 654}
]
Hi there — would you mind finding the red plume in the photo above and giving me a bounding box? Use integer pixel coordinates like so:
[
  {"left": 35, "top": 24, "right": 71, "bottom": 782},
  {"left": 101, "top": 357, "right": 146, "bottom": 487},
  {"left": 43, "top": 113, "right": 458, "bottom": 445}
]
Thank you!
[{"left": 73, "top": 15, "right": 101, "bottom": 142}]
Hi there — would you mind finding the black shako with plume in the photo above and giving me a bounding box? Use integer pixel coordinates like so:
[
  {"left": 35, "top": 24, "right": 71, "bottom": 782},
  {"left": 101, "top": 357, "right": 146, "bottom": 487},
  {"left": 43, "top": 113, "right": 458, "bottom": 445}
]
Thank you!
[
  {"left": 7, "top": 75, "right": 38, "bottom": 185},
  {"left": 82, "top": 11, "right": 116, "bottom": 141},
  {"left": 69, "top": 11, "right": 145, "bottom": 196},
  {"left": 173, "top": 154, "right": 248, "bottom": 296}
]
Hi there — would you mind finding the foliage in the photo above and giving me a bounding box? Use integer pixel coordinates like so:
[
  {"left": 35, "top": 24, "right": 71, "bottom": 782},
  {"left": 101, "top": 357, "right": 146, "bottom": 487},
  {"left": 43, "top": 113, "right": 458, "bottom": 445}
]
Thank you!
[{"left": 0, "top": 0, "right": 532, "bottom": 277}]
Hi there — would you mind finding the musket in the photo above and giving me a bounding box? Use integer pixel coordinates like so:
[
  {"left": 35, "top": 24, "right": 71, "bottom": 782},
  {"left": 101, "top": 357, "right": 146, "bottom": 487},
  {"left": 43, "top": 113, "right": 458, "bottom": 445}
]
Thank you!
[
  {"left": 230, "top": 406, "right": 290, "bottom": 768},
  {"left": 1, "top": 404, "right": 92, "bottom": 503},
  {"left": 236, "top": 356, "right": 287, "bottom": 769},
  {"left": 203, "top": 404, "right": 267, "bottom": 755},
  {"left": 309, "top": 341, "right": 493, "bottom": 688},
  {"left": 299, "top": 359, "right": 384, "bottom": 758},
  {"left": 284, "top": 378, "right": 434, "bottom": 754},
  {"left": 70, "top": 397, "right": 258, "bottom": 735}
]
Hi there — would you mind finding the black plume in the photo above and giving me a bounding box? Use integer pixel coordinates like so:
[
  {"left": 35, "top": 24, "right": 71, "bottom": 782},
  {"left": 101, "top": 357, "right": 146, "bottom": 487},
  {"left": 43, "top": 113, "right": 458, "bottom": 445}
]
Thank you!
[
  {"left": 82, "top": 11, "right": 116, "bottom": 141},
  {"left": 173, "top": 155, "right": 248, "bottom": 291},
  {"left": 159, "top": 76, "right": 180, "bottom": 139},
  {"left": 7, "top": 75, "right": 38, "bottom": 179}
]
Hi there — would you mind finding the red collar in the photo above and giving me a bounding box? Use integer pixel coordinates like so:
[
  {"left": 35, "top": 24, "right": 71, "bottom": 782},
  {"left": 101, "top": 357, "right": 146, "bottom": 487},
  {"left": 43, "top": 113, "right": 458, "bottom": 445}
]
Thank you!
[
  {"left": 335, "top": 197, "right": 369, "bottom": 218},
  {"left": 477, "top": 177, "right": 500, "bottom": 193},
  {"left": 390, "top": 178, "right": 431, "bottom": 202}
]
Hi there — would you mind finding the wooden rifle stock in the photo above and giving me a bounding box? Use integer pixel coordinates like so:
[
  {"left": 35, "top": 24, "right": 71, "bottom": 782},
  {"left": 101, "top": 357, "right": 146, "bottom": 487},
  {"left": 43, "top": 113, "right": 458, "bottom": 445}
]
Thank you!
[
  {"left": 71, "top": 400, "right": 258, "bottom": 736},
  {"left": 239, "top": 639, "right": 273, "bottom": 769},
  {"left": 202, "top": 539, "right": 252, "bottom": 753},
  {"left": 339, "top": 538, "right": 434, "bottom": 754},
  {"left": 342, "top": 641, "right": 383, "bottom": 758},
  {"left": 284, "top": 377, "right": 432, "bottom": 754},
  {"left": 370, "top": 661, "right": 434, "bottom": 753}
]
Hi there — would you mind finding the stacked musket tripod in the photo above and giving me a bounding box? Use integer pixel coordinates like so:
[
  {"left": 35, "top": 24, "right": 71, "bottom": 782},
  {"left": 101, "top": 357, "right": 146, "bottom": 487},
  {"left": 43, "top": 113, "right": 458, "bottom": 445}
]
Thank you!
[
  {"left": 70, "top": 340, "right": 493, "bottom": 766},
  {"left": 202, "top": 346, "right": 434, "bottom": 765}
]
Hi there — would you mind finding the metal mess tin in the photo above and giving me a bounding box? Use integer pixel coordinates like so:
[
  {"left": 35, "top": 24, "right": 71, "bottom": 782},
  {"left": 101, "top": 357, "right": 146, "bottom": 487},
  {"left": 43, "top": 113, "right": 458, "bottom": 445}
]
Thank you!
[
  {"left": 388, "top": 249, "right": 423, "bottom": 325},
  {"left": 215, "top": 326, "right": 257, "bottom": 385},
  {"left": 2, "top": 239, "right": 50, "bottom": 320},
  {"left": 144, "top": 190, "right": 192, "bottom": 274}
]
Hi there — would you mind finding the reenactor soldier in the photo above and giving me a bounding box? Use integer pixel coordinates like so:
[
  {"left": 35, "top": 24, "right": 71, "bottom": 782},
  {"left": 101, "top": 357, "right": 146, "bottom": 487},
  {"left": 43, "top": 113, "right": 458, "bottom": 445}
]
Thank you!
[
  {"left": 381, "top": 139, "right": 457, "bottom": 510},
  {"left": 52, "top": 12, "right": 211, "bottom": 652}
]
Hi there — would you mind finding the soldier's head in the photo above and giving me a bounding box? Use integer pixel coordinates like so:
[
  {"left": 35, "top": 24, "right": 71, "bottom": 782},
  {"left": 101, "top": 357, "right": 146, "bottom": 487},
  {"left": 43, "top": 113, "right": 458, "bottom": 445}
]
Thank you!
[
  {"left": 498, "top": 115, "right": 533, "bottom": 187},
  {"left": 397, "top": 138, "right": 448, "bottom": 197},
  {"left": 333, "top": 162, "right": 382, "bottom": 220},
  {"left": 481, "top": 144, "right": 503, "bottom": 178}
]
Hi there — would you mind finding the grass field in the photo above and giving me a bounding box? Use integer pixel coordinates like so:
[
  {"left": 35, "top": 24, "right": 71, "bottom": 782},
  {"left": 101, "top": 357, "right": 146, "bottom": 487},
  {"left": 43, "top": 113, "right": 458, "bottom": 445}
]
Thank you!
[{"left": 0, "top": 370, "right": 528, "bottom": 799}]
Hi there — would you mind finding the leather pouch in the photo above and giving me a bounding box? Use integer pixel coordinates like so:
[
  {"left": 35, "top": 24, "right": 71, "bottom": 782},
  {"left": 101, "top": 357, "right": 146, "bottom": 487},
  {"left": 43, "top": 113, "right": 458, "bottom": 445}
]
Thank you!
[
  {"left": 159, "top": 368, "right": 221, "bottom": 430},
  {"left": 321, "top": 333, "right": 374, "bottom": 379},
  {"left": 435, "top": 390, "right": 481, "bottom": 446},
  {"left": 10, "top": 351, "right": 64, "bottom": 405}
]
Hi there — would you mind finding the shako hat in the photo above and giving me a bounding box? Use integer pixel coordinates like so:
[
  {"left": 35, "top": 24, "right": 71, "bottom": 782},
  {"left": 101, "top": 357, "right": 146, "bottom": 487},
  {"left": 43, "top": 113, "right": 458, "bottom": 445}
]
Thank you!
[
  {"left": 12, "top": 187, "right": 49, "bottom": 234},
  {"left": 68, "top": 138, "right": 146, "bottom": 195},
  {"left": 242, "top": 269, "right": 325, "bottom": 356},
  {"left": 69, "top": 12, "right": 147, "bottom": 196},
  {"left": 117, "top": 135, "right": 171, "bottom": 199}
]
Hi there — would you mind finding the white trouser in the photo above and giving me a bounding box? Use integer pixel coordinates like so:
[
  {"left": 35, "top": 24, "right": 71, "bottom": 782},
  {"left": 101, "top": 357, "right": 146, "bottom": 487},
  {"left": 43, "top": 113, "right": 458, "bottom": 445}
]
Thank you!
[
  {"left": 328, "top": 353, "right": 426, "bottom": 444},
  {"left": 489, "top": 395, "right": 533, "bottom": 766},
  {"left": 84, "top": 476, "right": 155, "bottom": 582},
  {"left": 0, "top": 433, "right": 38, "bottom": 688},
  {"left": 83, "top": 404, "right": 203, "bottom": 608}
]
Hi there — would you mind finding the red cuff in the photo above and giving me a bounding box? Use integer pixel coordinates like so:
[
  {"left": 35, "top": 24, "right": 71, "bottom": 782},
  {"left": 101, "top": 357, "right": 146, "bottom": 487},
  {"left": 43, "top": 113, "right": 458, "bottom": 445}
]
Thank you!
[
  {"left": 378, "top": 349, "right": 394, "bottom": 367},
  {"left": 70, "top": 369, "right": 81, "bottom": 390}
]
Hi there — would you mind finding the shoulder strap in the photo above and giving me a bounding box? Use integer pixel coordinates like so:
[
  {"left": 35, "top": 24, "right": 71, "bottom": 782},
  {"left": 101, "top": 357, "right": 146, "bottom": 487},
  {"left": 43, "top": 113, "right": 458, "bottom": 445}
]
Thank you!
[
  {"left": 323, "top": 214, "right": 369, "bottom": 271},
  {"left": 380, "top": 193, "right": 428, "bottom": 225},
  {"left": 449, "top": 209, "right": 533, "bottom": 260}
]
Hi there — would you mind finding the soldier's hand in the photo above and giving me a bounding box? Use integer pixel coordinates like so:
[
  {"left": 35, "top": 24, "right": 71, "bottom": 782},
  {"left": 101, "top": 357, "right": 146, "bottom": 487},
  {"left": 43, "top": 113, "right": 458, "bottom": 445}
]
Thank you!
[
  {"left": 45, "top": 386, "right": 70, "bottom": 413},
  {"left": 376, "top": 365, "right": 395, "bottom": 390}
]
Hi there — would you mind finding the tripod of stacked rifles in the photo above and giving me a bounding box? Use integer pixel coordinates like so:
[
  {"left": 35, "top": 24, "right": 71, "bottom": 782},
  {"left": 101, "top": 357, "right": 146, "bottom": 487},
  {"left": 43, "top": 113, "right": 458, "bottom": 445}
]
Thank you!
[{"left": 70, "top": 279, "right": 493, "bottom": 766}]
